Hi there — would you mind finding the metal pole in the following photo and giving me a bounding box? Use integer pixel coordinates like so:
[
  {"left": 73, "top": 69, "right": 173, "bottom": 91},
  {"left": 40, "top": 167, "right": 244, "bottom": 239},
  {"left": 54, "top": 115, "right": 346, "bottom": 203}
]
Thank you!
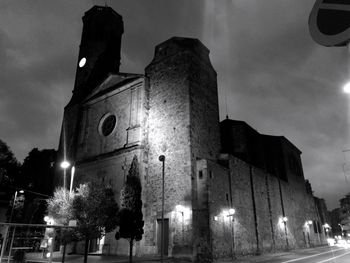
[
  {"left": 0, "top": 226, "right": 9, "bottom": 263},
  {"left": 7, "top": 227, "right": 16, "bottom": 263},
  {"left": 159, "top": 155, "right": 165, "bottom": 263},
  {"left": 63, "top": 168, "right": 66, "bottom": 190},
  {"left": 230, "top": 217, "right": 235, "bottom": 260},
  {"left": 70, "top": 166, "right": 75, "bottom": 194}
]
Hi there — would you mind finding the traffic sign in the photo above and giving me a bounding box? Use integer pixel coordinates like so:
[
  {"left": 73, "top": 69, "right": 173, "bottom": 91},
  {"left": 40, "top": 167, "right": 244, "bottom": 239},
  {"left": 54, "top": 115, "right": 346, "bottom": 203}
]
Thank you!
[{"left": 309, "top": 0, "right": 350, "bottom": 47}]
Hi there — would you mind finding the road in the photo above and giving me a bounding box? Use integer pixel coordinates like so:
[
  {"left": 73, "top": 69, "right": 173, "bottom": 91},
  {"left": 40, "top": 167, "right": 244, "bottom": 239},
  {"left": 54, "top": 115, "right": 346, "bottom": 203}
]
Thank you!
[{"left": 233, "top": 246, "right": 350, "bottom": 263}]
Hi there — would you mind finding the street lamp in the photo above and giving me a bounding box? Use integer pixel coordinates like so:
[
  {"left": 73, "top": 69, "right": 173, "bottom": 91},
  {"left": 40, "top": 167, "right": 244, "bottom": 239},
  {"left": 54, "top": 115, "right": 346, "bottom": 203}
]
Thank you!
[
  {"left": 343, "top": 81, "right": 350, "bottom": 94},
  {"left": 158, "top": 155, "right": 165, "bottom": 263},
  {"left": 60, "top": 160, "right": 71, "bottom": 190}
]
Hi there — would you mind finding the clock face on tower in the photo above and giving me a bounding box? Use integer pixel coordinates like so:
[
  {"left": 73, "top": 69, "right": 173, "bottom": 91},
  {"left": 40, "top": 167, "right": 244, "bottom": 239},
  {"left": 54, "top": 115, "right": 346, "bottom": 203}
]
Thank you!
[{"left": 79, "top": 57, "right": 87, "bottom": 68}]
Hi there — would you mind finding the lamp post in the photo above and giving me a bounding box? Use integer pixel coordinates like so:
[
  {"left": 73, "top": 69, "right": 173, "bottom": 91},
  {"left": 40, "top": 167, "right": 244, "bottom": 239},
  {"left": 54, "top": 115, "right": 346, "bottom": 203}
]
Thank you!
[
  {"left": 159, "top": 155, "right": 165, "bottom": 263},
  {"left": 70, "top": 166, "right": 75, "bottom": 194},
  {"left": 60, "top": 160, "right": 71, "bottom": 190}
]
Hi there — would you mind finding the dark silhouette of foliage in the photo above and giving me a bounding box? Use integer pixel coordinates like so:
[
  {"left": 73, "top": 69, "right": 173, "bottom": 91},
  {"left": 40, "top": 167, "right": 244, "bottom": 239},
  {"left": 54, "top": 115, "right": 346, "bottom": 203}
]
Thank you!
[
  {"left": 0, "top": 139, "right": 22, "bottom": 222},
  {"left": 0, "top": 139, "right": 20, "bottom": 187},
  {"left": 21, "top": 148, "right": 56, "bottom": 196},
  {"left": 115, "top": 155, "right": 144, "bottom": 263},
  {"left": 72, "top": 183, "right": 119, "bottom": 263}
]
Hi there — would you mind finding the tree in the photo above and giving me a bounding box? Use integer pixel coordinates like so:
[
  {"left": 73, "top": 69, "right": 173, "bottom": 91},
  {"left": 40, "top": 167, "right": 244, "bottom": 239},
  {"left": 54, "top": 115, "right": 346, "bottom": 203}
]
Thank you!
[
  {"left": 21, "top": 148, "right": 56, "bottom": 196},
  {"left": 47, "top": 188, "right": 75, "bottom": 263},
  {"left": 0, "top": 139, "right": 20, "bottom": 187},
  {"left": 72, "top": 183, "right": 119, "bottom": 263},
  {"left": 0, "top": 139, "right": 22, "bottom": 223},
  {"left": 115, "top": 155, "right": 144, "bottom": 263},
  {"left": 0, "top": 139, "right": 20, "bottom": 196}
]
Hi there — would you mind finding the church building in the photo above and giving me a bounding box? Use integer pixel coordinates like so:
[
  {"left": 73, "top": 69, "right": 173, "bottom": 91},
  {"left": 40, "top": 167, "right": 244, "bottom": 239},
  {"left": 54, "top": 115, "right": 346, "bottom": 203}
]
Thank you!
[{"left": 56, "top": 6, "right": 328, "bottom": 262}]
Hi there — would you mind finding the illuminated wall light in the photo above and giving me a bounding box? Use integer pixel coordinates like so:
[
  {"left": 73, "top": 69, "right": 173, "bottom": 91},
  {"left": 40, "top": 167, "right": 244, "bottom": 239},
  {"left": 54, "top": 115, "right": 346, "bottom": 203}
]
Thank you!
[
  {"left": 175, "top": 205, "right": 191, "bottom": 221},
  {"left": 278, "top": 216, "right": 288, "bottom": 228},
  {"left": 228, "top": 208, "right": 235, "bottom": 215},
  {"left": 221, "top": 210, "right": 229, "bottom": 217}
]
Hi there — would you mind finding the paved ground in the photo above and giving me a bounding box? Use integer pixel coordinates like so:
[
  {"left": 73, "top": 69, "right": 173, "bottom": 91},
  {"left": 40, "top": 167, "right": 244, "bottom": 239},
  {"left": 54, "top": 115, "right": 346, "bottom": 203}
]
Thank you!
[{"left": 9, "top": 245, "right": 350, "bottom": 263}]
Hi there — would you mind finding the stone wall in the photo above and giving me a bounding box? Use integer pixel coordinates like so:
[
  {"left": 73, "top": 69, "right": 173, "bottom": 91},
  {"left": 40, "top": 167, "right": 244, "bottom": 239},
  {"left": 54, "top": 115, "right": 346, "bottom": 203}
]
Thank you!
[
  {"left": 197, "top": 155, "right": 327, "bottom": 260},
  {"left": 144, "top": 37, "right": 220, "bottom": 261}
]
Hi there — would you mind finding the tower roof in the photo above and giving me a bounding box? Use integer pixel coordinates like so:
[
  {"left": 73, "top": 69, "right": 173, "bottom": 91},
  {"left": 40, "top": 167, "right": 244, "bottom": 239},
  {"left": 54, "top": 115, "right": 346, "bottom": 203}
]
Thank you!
[{"left": 83, "top": 5, "right": 123, "bottom": 21}]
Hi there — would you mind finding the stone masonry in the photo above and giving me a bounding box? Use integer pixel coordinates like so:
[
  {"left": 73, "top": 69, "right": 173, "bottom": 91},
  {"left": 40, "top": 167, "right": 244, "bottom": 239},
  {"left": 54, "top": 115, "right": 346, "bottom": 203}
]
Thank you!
[{"left": 55, "top": 5, "right": 327, "bottom": 262}]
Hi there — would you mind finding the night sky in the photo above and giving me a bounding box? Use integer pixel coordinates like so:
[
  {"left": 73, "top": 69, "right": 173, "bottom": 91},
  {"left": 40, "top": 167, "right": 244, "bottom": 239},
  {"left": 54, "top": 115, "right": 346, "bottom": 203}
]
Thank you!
[{"left": 0, "top": 0, "right": 349, "bottom": 210}]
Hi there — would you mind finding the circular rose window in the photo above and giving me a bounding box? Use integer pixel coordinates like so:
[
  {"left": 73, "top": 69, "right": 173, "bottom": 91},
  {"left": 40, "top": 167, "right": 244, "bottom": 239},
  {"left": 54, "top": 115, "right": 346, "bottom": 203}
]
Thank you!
[{"left": 99, "top": 114, "right": 116, "bottom": 136}]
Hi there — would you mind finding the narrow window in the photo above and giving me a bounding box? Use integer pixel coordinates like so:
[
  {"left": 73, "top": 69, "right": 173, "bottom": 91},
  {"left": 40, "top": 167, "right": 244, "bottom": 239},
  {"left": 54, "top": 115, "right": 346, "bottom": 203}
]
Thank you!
[{"left": 198, "top": 170, "right": 203, "bottom": 179}]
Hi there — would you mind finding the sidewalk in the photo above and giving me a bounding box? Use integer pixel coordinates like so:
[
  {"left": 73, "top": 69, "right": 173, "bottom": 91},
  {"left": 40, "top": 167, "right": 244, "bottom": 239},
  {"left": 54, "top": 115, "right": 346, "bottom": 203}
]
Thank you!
[{"left": 23, "top": 245, "right": 331, "bottom": 263}]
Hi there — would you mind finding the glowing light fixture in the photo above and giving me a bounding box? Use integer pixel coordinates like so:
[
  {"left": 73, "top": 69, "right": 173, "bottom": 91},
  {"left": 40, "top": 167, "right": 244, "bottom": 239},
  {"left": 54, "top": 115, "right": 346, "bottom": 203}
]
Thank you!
[
  {"left": 175, "top": 205, "right": 191, "bottom": 220},
  {"left": 282, "top": 217, "right": 288, "bottom": 222},
  {"left": 343, "top": 82, "right": 350, "bottom": 94},
  {"left": 308, "top": 220, "right": 313, "bottom": 225},
  {"left": 228, "top": 208, "right": 235, "bottom": 215},
  {"left": 60, "top": 160, "right": 70, "bottom": 169}
]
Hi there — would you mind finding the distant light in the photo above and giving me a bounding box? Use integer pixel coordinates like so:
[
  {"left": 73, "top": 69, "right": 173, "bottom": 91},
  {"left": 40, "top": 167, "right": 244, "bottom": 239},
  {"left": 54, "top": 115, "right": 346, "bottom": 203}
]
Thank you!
[
  {"left": 282, "top": 217, "right": 288, "bottom": 222},
  {"left": 19, "top": 190, "right": 24, "bottom": 194},
  {"left": 324, "top": 223, "right": 330, "bottom": 229},
  {"left": 46, "top": 252, "right": 51, "bottom": 258},
  {"left": 308, "top": 220, "right": 313, "bottom": 225},
  {"left": 79, "top": 57, "right": 86, "bottom": 68},
  {"left": 44, "top": 216, "right": 49, "bottom": 222},
  {"left": 60, "top": 160, "right": 70, "bottom": 169},
  {"left": 213, "top": 216, "right": 218, "bottom": 221},
  {"left": 343, "top": 82, "right": 350, "bottom": 94}
]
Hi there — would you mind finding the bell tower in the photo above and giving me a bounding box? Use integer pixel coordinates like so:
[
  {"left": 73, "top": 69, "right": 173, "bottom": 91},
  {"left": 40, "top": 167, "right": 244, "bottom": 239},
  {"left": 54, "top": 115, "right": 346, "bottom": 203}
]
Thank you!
[{"left": 71, "top": 5, "right": 124, "bottom": 103}]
